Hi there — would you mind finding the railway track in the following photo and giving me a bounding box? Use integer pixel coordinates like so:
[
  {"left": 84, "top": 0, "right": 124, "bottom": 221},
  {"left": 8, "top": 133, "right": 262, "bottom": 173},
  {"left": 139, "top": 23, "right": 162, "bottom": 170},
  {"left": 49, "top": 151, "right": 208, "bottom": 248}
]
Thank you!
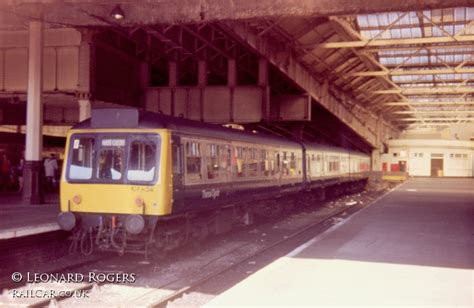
[
  {"left": 1, "top": 187, "right": 388, "bottom": 307},
  {"left": 147, "top": 201, "right": 364, "bottom": 307}
]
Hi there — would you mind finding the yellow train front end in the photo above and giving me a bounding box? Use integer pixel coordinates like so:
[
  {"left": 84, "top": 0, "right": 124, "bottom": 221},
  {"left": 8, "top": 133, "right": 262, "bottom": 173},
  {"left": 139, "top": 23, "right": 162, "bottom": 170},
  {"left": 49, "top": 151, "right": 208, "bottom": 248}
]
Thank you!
[{"left": 58, "top": 127, "right": 173, "bottom": 255}]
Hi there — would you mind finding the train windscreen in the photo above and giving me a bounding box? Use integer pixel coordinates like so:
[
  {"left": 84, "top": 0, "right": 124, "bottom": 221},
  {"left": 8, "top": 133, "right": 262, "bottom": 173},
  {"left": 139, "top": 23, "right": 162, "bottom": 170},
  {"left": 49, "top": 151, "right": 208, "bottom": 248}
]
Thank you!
[{"left": 66, "top": 134, "right": 161, "bottom": 184}]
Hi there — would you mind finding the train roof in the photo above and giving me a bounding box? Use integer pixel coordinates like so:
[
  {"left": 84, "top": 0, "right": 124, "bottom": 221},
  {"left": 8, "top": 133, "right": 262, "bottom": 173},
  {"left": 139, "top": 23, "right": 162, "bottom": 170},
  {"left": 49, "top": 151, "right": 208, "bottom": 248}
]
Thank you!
[
  {"left": 73, "top": 108, "right": 300, "bottom": 148},
  {"left": 72, "top": 108, "right": 369, "bottom": 157},
  {"left": 303, "top": 143, "right": 369, "bottom": 157}
]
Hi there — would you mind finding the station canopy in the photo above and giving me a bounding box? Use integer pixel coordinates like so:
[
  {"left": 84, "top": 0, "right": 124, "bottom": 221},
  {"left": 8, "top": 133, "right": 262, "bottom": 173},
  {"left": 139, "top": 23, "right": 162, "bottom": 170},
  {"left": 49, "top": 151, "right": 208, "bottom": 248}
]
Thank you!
[{"left": 247, "top": 7, "right": 474, "bottom": 130}]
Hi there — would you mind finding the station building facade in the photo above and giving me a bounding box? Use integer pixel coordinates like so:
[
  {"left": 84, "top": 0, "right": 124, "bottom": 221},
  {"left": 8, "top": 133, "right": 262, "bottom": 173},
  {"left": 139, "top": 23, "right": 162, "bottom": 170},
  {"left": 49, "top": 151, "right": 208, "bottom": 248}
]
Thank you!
[{"left": 381, "top": 139, "right": 474, "bottom": 177}]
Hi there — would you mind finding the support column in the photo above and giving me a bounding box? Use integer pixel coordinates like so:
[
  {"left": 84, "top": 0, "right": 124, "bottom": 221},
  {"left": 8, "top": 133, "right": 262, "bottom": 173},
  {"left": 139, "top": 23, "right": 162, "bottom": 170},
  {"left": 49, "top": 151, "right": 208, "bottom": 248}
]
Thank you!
[
  {"left": 168, "top": 61, "right": 178, "bottom": 87},
  {"left": 139, "top": 62, "right": 150, "bottom": 108},
  {"left": 77, "top": 29, "right": 95, "bottom": 122},
  {"left": 198, "top": 60, "right": 207, "bottom": 86},
  {"left": 198, "top": 60, "right": 207, "bottom": 121},
  {"left": 228, "top": 59, "right": 236, "bottom": 87},
  {"left": 168, "top": 61, "right": 177, "bottom": 116},
  {"left": 23, "top": 20, "right": 44, "bottom": 205},
  {"left": 258, "top": 58, "right": 270, "bottom": 121},
  {"left": 78, "top": 29, "right": 95, "bottom": 95},
  {"left": 78, "top": 98, "right": 91, "bottom": 121},
  {"left": 258, "top": 58, "right": 268, "bottom": 86},
  {"left": 371, "top": 149, "right": 381, "bottom": 171},
  {"left": 228, "top": 59, "right": 236, "bottom": 122}
]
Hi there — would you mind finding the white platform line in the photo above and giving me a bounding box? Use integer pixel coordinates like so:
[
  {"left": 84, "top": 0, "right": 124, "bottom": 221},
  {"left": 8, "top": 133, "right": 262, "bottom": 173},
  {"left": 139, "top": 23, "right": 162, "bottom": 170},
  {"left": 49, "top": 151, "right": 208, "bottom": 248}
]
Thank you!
[
  {"left": 0, "top": 223, "right": 60, "bottom": 240},
  {"left": 286, "top": 180, "right": 409, "bottom": 258}
]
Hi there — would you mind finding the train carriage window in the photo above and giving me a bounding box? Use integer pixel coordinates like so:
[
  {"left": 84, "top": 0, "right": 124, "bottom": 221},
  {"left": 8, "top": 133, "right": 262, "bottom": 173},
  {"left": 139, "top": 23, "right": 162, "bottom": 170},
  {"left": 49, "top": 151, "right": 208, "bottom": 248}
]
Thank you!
[
  {"left": 276, "top": 152, "right": 281, "bottom": 174},
  {"left": 261, "top": 149, "right": 269, "bottom": 176},
  {"left": 289, "top": 152, "right": 296, "bottom": 176},
  {"left": 282, "top": 151, "right": 289, "bottom": 176},
  {"left": 234, "top": 146, "right": 245, "bottom": 177},
  {"left": 307, "top": 155, "right": 311, "bottom": 173},
  {"left": 296, "top": 152, "right": 303, "bottom": 175},
  {"left": 265, "top": 149, "right": 275, "bottom": 176},
  {"left": 248, "top": 147, "right": 258, "bottom": 176},
  {"left": 223, "top": 145, "right": 231, "bottom": 173},
  {"left": 206, "top": 144, "right": 221, "bottom": 180},
  {"left": 69, "top": 137, "right": 95, "bottom": 180},
  {"left": 314, "top": 154, "right": 321, "bottom": 174},
  {"left": 186, "top": 142, "right": 202, "bottom": 182},
  {"left": 127, "top": 140, "right": 157, "bottom": 182}
]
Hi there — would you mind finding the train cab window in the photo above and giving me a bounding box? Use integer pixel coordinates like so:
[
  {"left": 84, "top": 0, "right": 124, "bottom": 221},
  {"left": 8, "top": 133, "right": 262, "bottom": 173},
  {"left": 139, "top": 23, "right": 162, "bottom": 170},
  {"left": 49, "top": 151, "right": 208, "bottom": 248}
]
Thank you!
[
  {"left": 186, "top": 142, "right": 202, "bottom": 182},
  {"left": 127, "top": 141, "right": 157, "bottom": 182},
  {"left": 97, "top": 138, "right": 126, "bottom": 180},
  {"left": 69, "top": 137, "right": 95, "bottom": 180},
  {"left": 98, "top": 149, "right": 123, "bottom": 180}
]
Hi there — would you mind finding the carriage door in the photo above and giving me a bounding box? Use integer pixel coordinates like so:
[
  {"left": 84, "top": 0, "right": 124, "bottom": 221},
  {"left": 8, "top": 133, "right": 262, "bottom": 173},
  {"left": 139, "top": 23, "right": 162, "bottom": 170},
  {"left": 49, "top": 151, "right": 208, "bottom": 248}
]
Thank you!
[{"left": 171, "top": 136, "right": 184, "bottom": 206}]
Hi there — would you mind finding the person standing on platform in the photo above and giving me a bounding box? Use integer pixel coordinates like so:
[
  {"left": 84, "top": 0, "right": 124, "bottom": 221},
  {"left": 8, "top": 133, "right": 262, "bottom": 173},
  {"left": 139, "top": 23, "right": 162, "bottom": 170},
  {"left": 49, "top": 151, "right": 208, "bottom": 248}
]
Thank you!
[
  {"left": 17, "top": 157, "right": 25, "bottom": 193},
  {"left": 1, "top": 153, "right": 12, "bottom": 191},
  {"left": 44, "top": 154, "right": 58, "bottom": 193}
]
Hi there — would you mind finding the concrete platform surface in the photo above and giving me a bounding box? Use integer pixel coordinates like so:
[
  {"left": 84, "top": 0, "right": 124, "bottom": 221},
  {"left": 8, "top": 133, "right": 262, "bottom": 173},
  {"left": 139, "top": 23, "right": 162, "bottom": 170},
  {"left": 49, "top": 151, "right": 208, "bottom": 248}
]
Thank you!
[
  {"left": 206, "top": 178, "right": 474, "bottom": 307},
  {"left": 0, "top": 193, "right": 60, "bottom": 239}
]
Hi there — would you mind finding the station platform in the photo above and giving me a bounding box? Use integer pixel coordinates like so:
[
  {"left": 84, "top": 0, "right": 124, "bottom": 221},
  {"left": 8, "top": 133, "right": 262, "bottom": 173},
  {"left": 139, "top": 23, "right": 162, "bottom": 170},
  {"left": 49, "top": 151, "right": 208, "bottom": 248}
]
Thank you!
[
  {"left": 207, "top": 178, "right": 474, "bottom": 307},
  {"left": 0, "top": 193, "right": 60, "bottom": 240}
]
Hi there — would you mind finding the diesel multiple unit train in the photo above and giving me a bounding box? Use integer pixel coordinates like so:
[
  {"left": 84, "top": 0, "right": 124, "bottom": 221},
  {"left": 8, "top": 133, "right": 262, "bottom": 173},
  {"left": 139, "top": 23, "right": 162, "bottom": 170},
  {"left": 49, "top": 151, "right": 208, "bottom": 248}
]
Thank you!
[{"left": 58, "top": 109, "right": 370, "bottom": 256}]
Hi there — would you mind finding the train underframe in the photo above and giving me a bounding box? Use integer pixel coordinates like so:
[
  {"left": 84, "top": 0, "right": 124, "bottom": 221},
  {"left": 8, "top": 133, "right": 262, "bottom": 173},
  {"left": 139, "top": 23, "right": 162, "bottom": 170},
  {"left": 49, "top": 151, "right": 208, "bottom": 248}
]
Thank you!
[{"left": 66, "top": 179, "right": 367, "bottom": 261}]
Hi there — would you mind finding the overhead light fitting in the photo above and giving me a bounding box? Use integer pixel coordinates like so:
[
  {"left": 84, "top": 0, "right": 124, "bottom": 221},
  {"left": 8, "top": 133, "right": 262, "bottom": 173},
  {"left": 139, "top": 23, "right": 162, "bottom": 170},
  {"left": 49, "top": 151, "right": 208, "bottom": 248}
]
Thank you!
[{"left": 110, "top": 5, "right": 125, "bottom": 20}]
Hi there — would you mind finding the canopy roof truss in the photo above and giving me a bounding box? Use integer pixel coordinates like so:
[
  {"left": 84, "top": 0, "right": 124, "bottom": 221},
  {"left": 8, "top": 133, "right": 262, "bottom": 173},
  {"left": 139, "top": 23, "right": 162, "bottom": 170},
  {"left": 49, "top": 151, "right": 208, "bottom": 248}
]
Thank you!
[{"left": 246, "top": 6, "right": 474, "bottom": 130}]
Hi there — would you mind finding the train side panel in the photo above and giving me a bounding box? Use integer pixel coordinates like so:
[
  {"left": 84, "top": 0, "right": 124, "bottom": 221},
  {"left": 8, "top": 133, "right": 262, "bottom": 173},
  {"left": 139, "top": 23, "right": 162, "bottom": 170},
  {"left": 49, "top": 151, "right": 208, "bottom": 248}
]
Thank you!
[{"left": 170, "top": 133, "right": 304, "bottom": 214}]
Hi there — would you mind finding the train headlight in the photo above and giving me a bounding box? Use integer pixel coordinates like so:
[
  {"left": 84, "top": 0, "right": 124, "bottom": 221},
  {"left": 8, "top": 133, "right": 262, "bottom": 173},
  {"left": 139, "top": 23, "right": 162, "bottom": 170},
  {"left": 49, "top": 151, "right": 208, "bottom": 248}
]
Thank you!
[
  {"left": 72, "top": 195, "right": 82, "bottom": 205},
  {"left": 125, "top": 215, "right": 145, "bottom": 235},
  {"left": 135, "top": 197, "right": 144, "bottom": 207},
  {"left": 57, "top": 212, "right": 76, "bottom": 231}
]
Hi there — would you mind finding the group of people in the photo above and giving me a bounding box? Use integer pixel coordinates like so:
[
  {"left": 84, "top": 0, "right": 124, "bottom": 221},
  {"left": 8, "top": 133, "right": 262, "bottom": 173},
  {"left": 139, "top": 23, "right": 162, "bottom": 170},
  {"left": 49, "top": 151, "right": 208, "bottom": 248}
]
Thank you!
[{"left": 0, "top": 153, "right": 59, "bottom": 193}]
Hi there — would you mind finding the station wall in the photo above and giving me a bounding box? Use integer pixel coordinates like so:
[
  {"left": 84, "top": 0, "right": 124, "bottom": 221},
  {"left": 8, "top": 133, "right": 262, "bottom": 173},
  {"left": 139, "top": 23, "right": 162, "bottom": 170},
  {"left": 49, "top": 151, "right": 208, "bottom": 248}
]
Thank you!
[
  {"left": 0, "top": 28, "right": 81, "bottom": 92},
  {"left": 145, "top": 86, "right": 266, "bottom": 123},
  {"left": 381, "top": 139, "right": 474, "bottom": 177}
]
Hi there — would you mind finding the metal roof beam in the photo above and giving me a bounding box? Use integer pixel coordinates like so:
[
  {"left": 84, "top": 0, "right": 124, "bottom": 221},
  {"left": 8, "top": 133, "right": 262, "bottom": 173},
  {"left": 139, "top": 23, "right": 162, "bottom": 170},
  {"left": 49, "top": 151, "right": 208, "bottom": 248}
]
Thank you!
[
  {"left": 396, "top": 117, "right": 473, "bottom": 121},
  {"left": 312, "top": 35, "right": 474, "bottom": 49},
  {"left": 393, "top": 110, "right": 474, "bottom": 114},
  {"left": 373, "top": 87, "right": 474, "bottom": 95},
  {"left": 364, "top": 43, "right": 474, "bottom": 53},
  {"left": 385, "top": 101, "right": 474, "bottom": 106},
  {"left": 351, "top": 68, "right": 474, "bottom": 76}
]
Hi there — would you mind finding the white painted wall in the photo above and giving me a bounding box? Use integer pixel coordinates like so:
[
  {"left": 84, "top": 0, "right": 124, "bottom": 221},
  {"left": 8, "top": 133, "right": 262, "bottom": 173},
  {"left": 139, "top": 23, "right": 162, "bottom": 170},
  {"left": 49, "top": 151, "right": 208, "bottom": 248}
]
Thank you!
[
  {"left": 0, "top": 28, "right": 81, "bottom": 92},
  {"left": 381, "top": 139, "right": 474, "bottom": 177},
  {"left": 145, "top": 86, "right": 264, "bottom": 123}
]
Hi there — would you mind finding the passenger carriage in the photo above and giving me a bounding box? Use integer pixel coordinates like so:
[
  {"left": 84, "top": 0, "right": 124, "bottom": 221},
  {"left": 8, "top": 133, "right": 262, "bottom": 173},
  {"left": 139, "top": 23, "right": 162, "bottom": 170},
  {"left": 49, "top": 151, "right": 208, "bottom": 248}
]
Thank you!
[{"left": 58, "top": 108, "right": 369, "bottom": 256}]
